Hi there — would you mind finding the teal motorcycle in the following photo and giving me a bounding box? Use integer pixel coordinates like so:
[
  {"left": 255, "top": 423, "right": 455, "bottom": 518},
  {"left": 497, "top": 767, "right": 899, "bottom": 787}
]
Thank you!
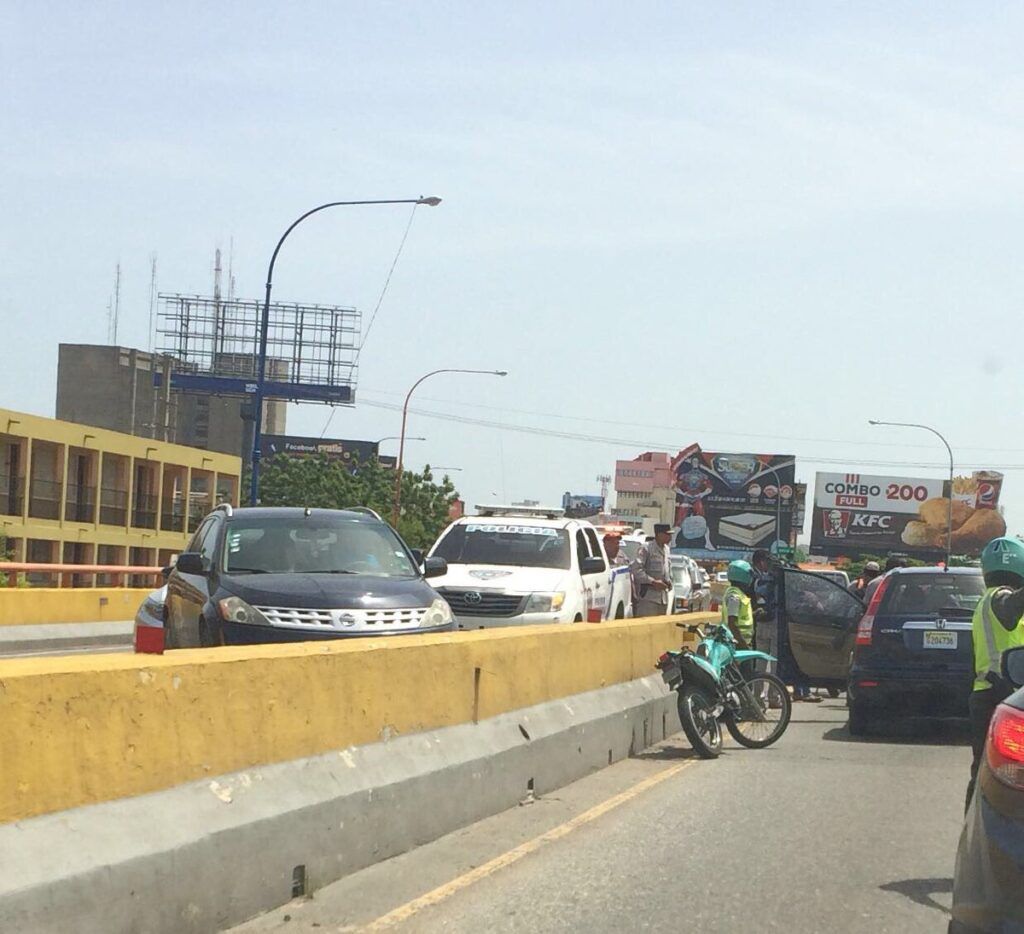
[{"left": 656, "top": 621, "right": 791, "bottom": 759}]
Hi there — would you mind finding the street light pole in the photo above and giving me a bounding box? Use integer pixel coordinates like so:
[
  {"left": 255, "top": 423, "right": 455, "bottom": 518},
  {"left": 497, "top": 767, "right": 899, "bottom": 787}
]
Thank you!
[
  {"left": 869, "top": 419, "right": 955, "bottom": 565},
  {"left": 248, "top": 196, "right": 442, "bottom": 506},
  {"left": 392, "top": 369, "right": 507, "bottom": 526},
  {"left": 376, "top": 435, "right": 425, "bottom": 447}
]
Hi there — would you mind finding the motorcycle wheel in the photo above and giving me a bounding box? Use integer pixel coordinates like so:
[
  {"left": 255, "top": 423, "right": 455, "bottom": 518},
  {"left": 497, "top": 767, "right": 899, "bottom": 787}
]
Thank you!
[
  {"left": 678, "top": 686, "right": 722, "bottom": 759},
  {"left": 724, "top": 673, "right": 791, "bottom": 749}
]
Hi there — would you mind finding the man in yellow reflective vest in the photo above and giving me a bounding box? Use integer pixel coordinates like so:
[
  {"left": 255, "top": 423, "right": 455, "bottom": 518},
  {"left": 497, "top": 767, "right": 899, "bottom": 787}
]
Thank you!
[
  {"left": 722, "top": 559, "right": 756, "bottom": 649},
  {"left": 966, "top": 536, "right": 1024, "bottom": 809}
]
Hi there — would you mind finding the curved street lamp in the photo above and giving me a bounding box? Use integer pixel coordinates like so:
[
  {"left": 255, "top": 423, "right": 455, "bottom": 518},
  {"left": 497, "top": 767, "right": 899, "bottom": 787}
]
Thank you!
[
  {"left": 868, "top": 419, "right": 954, "bottom": 564},
  {"left": 248, "top": 196, "right": 442, "bottom": 505},
  {"left": 377, "top": 435, "right": 425, "bottom": 447},
  {"left": 392, "top": 369, "right": 507, "bottom": 525}
]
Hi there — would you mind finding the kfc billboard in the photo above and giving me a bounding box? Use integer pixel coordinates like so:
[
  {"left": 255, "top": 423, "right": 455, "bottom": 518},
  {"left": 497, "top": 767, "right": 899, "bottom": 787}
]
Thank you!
[
  {"left": 810, "top": 471, "right": 1006, "bottom": 558},
  {"left": 672, "top": 444, "right": 796, "bottom": 558}
]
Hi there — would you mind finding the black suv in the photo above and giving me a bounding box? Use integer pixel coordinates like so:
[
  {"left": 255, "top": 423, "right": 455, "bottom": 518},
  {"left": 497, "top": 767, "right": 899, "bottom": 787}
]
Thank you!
[
  {"left": 848, "top": 566, "right": 983, "bottom": 734},
  {"left": 165, "top": 506, "right": 453, "bottom": 647}
]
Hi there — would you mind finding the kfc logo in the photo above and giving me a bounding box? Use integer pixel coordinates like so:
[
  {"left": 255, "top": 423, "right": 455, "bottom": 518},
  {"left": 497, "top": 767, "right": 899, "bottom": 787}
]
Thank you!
[{"left": 822, "top": 509, "right": 851, "bottom": 539}]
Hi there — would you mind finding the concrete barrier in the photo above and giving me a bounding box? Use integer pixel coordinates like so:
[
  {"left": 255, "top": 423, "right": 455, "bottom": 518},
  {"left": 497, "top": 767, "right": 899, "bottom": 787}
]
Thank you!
[
  {"left": 0, "top": 587, "right": 150, "bottom": 627},
  {"left": 0, "top": 674, "right": 681, "bottom": 934},
  {"left": 0, "top": 615, "right": 706, "bottom": 824}
]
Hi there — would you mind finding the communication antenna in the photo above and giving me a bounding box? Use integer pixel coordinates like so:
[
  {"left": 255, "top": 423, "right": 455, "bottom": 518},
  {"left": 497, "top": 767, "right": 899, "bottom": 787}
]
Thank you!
[
  {"left": 147, "top": 253, "right": 158, "bottom": 352},
  {"left": 597, "top": 473, "right": 612, "bottom": 501},
  {"left": 213, "top": 247, "right": 225, "bottom": 356},
  {"left": 107, "top": 262, "right": 122, "bottom": 344}
]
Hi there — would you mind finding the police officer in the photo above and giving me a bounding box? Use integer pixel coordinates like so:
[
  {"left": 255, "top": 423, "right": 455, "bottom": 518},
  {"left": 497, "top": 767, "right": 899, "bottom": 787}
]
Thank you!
[
  {"left": 966, "top": 536, "right": 1024, "bottom": 809},
  {"left": 632, "top": 524, "right": 673, "bottom": 617},
  {"left": 722, "top": 559, "right": 756, "bottom": 649}
]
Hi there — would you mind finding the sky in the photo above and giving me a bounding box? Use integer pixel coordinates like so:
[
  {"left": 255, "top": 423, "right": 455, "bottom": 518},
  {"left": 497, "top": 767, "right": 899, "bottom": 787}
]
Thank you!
[{"left": 4, "top": 2, "right": 1024, "bottom": 538}]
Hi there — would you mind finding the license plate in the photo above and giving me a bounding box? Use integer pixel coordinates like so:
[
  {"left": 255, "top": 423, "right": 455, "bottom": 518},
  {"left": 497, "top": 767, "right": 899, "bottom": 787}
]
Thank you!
[{"left": 923, "top": 631, "right": 957, "bottom": 649}]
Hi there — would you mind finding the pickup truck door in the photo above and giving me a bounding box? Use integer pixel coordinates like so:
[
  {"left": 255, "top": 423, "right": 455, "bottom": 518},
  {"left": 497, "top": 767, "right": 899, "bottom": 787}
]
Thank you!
[{"left": 782, "top": 568, "right": 864, "bottom": 680}]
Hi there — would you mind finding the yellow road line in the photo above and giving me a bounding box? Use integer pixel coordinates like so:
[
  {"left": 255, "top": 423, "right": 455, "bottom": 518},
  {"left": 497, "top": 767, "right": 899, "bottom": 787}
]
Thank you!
[{"left": 361, "top": 759, "right": 695, "bottom": 930}]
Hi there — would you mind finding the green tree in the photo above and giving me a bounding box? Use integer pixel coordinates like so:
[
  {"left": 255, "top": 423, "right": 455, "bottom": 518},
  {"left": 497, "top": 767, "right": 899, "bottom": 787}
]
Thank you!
[{"left": 249, "top": 455, "right": 457, "bottom": 550}]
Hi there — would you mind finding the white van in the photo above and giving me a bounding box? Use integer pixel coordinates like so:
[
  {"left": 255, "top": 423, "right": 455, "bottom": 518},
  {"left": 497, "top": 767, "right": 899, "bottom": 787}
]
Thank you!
[{"left": 428, "top": 505, "right": 634, "bottom": 627}]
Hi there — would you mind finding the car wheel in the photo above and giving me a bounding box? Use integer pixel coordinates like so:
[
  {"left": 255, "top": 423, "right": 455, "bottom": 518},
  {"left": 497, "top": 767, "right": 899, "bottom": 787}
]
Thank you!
[
  {"left": 848, "top": 703, "right": 872, "bottom": 737},
  {"left": 574, "top": 614, "right": 583, "bottom": 622},
  {"left": 827, "top": 687, "right": 841, "bottom": 699},
  {"left": 615, "top": 603, "right": 625, "bottom": 619}
]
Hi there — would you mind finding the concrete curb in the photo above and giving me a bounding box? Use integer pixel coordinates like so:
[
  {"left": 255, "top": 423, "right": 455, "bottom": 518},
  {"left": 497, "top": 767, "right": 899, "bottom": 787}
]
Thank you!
[
  {"left": 0, "top": 621, "right": 134, "bottom": 655},
  {"left": 0, "top": 674, "right": 681, "bottom": 934}
]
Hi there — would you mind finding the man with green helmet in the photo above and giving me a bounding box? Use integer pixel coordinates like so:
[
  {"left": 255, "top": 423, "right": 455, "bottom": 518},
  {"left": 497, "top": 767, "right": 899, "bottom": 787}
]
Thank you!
[
  {"left": 722, "top": 559, "right": 756, "bottom": 649},
  {"left": 966, "top": 536, "right": 1024, "bottom": 809}
]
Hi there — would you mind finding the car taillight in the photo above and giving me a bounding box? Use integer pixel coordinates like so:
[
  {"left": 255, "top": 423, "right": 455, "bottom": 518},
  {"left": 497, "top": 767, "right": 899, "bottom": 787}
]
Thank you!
[
  {"left": 855, "top": 575, "right": 890, "bottom": 647},
  {"left": 988, "top": 704, "right": 1024, "bottom": 790}
]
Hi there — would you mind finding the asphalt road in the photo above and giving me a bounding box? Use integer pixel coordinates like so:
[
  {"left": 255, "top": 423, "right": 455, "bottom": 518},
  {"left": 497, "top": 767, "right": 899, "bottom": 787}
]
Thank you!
[{"left": 234, "top": 698, "right": 971, "bottom": 933}]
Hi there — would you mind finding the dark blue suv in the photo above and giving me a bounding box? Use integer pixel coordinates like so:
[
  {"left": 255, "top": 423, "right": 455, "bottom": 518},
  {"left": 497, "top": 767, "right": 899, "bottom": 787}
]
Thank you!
[
  {"left": 165, "top": 506, "right": 454, "bottom": 647},
  {"left": 848, "top": 567, "right": 984, "bottom": 735}
]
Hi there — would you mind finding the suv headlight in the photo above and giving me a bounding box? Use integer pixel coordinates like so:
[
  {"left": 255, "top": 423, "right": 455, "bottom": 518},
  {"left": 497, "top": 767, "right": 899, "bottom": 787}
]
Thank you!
[
  {"left": 525, "top": 592, "right": 566, "bottom": 613},
  {"left": 218, "top": 596, "right": 268, "bottom": 626},
  {"left": 421, "top": 597, "right": 454, "bottom": 628}
]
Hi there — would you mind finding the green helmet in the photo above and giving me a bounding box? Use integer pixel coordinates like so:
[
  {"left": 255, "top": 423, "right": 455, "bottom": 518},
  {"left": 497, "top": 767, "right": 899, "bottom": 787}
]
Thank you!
[
  {"left": 980, "top": 537, "right": 1024, "bottom": 581},
  {"left": 727, "top": 559, "right": 754, "bottom": 586}
]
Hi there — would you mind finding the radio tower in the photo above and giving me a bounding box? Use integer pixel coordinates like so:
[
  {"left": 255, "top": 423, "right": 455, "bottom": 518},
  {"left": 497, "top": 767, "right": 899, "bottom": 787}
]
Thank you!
[{"left": 596, "top": 473, "right": 612, "bottom": 503}]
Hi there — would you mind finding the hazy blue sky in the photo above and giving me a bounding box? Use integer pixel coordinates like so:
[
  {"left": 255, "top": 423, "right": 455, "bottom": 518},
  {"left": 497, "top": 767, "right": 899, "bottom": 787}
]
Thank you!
[{"left": 4, "top": 3, "right": 1024, "bottom": 536}]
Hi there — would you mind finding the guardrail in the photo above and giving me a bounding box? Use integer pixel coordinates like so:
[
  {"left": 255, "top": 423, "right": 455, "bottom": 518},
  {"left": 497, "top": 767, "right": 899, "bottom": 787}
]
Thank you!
[{"left": 0, "top": 563, "right": 163, "bottom": 588}]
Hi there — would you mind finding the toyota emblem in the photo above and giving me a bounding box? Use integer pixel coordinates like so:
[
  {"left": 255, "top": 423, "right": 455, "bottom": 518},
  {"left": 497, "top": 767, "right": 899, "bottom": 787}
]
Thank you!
[{"left": 464, "top": 591, "right": 483, "bottom": 605}]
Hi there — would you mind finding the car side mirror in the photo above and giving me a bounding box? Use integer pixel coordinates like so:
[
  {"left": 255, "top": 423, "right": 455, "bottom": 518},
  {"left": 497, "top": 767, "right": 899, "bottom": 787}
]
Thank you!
[
  {"left": 580, "top": 556, "right": 605, "bottom": 575},
  {"left": 1003, "top": 646, "right": 1024, "bottom": 689},
  {"left": 161, "top": 565, "right": 175, "bottom": 581},
  {"left": 410, "top": 548, "right": 424, "bottom": 567},
  {"left": 175, "top": 552, "right": 209, "bottom": 576},
  {"left": 423, "top": 556, "right": 448, "bottom": 578}
]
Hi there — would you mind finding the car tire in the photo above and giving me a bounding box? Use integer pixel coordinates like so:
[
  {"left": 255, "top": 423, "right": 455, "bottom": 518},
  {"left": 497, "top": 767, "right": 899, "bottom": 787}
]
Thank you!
[
  {"left": 615, "top": 603, "right": 625, "bottom": 619},
  {"left": 827, "top": 687, "right": 841, "bottom": 699},
  {"left": 848, "top": 703, "right": 872, "bottom": 737},
  {"left": 573, "top": 614, "right": 583, "bottom": 622}
]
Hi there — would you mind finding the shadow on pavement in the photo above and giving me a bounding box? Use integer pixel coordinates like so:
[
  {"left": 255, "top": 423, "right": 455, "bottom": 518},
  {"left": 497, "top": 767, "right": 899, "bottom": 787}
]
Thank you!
[
  {"left": 822, "top": 717, "right": 971, "bottom": 746},
  {"left": 879, "top": 877, "right": 952, "bottom": 916},
  {"left": 631, "top": 746, "right": 699, "bottom": 762}
]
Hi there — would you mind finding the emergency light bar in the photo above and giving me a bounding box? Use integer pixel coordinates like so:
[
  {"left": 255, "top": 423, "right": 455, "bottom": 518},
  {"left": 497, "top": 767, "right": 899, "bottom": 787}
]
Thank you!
[{"left": 474, "top": 504, "right": 566, "bottom": 519}]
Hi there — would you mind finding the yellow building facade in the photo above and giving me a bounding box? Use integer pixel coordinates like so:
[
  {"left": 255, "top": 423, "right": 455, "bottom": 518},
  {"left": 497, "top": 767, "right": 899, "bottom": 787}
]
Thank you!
[{"left": 0, "top": 407, "right": 240, "bottom": 582}]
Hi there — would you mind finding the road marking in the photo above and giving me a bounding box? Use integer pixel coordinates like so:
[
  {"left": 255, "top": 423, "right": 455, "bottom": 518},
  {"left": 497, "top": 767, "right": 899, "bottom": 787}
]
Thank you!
[{"left": 361, "top": 758, "right": 695, "bottom": 930}]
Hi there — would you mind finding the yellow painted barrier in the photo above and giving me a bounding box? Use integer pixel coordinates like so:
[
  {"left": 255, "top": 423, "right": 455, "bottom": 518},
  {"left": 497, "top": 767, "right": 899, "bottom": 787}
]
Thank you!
[
  {"left": 0, "top": 588, "right": 152, "bottom": 627},
  {"left": 0, "top": 614, "right": 708, "bottom": 823}
]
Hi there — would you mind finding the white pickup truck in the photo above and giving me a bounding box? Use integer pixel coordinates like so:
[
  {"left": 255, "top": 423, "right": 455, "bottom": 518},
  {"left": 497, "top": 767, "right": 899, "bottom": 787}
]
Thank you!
[{"left": 428, "top": 505, "right": 634, "bottom": 627}]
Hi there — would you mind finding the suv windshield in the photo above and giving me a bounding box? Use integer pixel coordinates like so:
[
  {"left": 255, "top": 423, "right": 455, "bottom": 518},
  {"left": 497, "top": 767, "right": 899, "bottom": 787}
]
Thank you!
[
  {"left": 433, "top": 522, "right": 571, "bottom": 569},
  {"left": 879, "top": 572, "right": 985, "bottom": 616},
  {"left": 223, "top": 516, "right": 417, "bottom": 578}
]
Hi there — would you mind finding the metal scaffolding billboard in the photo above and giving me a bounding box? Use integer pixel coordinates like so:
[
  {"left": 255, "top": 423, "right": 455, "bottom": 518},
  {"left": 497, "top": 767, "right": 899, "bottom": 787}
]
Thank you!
[{"left": 155, "top": 293, "right": 359, "bottom": 404}]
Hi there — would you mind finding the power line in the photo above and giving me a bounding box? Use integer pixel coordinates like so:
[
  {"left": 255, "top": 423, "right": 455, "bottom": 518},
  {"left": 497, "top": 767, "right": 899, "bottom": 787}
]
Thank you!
[
  {"left": 357, "top": 398, "right": 1024, "bottom": 471},
  {"left": 359, "top": 389, "right": 1023, "bottom": 454}
]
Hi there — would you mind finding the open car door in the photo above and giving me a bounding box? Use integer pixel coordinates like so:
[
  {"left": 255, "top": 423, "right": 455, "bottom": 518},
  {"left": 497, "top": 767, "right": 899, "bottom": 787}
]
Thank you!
[{"left": 781, "top": 568, "right": 864, "bottom": 681}]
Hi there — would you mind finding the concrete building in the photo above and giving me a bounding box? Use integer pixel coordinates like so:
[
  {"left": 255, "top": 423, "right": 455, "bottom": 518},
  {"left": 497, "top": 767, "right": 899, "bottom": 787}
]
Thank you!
[
  {"left": 55, "top": 344, "right": 287, "bottom": 461},
  {"left": 613, "top": 451, "right": 676, "bottom": 525},
  {"left": 0, "top": 406, "right": 240, "bottom": 581}
]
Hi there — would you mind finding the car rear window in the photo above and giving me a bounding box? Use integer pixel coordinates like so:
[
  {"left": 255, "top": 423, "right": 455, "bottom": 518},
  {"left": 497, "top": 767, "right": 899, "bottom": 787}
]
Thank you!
[{"left": 878, "top": 573, "right": 984, "bottom": 616}]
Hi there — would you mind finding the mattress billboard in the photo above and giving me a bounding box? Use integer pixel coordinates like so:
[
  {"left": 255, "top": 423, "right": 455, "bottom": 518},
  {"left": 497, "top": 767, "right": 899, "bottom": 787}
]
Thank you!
[
  {"left": 671, "top": 444, "right": 796, "bottom": 558},
  {"left": 810, "top": 471, "right": 1006, "bottom": 558}
]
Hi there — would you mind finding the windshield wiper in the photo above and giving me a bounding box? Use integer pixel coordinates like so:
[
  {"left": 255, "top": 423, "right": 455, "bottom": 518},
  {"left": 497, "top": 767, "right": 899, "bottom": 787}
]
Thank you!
[
  {"left": 228, "top": 567, "right": 269, "bottom": 575},
  {"left": 321, "top": 569, "right": 359, "bottom": 574}
]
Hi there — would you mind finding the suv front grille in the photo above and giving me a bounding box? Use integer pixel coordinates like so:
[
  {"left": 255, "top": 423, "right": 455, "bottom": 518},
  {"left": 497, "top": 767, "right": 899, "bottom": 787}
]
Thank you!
[
  {"left": 438, "top": 589, "right": 526, "bottom": 618},
  {"left": 254, "top": 606, "right": 427, "bottom": 631}
]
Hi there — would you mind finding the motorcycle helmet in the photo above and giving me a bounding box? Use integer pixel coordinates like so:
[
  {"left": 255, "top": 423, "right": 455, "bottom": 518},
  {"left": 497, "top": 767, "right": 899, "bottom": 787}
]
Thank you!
[
  {"left": 981, "top": 537, "right": 1024, "bottom": 584},
  {"left": 727, "top": 559, "right": 753, "bottom": 586}
]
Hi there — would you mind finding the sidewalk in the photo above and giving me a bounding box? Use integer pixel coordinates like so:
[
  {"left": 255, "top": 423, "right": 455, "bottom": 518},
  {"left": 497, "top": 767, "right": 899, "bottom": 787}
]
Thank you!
[{"left": 0, "top": 621, "right": 134, "bottom": 657}]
